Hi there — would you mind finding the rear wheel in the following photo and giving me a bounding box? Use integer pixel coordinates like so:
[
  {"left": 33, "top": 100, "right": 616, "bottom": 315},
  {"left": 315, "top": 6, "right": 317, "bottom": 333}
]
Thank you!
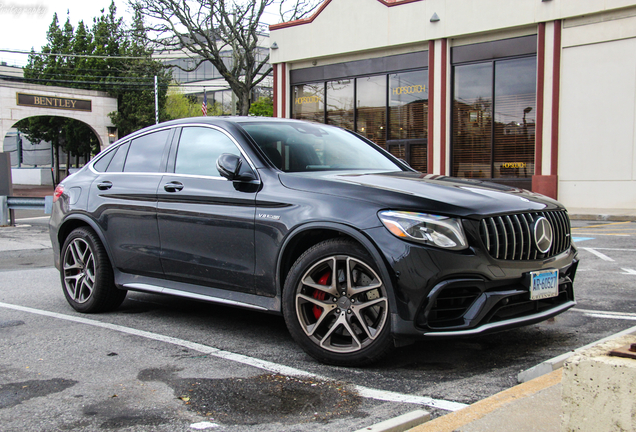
[
  {"left": 60, "top": 227, "right": 126, "bottom": 313},
  {"left": 283, "top": 239, "right": 393, "bottom": 366}
]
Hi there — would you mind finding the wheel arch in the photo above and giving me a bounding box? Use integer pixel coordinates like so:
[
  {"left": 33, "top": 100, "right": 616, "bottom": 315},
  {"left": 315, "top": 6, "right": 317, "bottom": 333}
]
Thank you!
[
  {"left": 57, "top": 216, "right": 114, "bottom": 267},
  {"left": 276, "top": 222, "right": 398, "bottom": 312}
]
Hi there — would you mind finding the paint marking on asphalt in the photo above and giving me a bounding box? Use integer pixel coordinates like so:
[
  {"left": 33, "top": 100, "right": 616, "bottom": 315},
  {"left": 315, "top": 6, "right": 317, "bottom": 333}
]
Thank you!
[
  {"left": 579, "top": 247, "right": 615, "bottom": 261},
  {"left": 572, "top": 308, "right": 636, "bottom": 317},
  {"left": 592, "top": 248, "right": 636, "bottom": 252},
  {"left": 572, "top": 221, "right": 633, "bottom": 229},
  {"left": 0, "top": 301, "right": 467, "bottom": 412},
  {"left": 572, "top": 237, "right": 594, "bottom": 242},
  {"left": 586, "top": 313, "right": 636, "bottom": 321},
  {"left": 621, "top": 268, "right": 636, "bottom": 275}
]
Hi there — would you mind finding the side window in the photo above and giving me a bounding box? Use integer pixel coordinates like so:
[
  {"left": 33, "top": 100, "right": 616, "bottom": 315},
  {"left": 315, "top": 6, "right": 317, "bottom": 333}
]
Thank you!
[
  {"left": 106, "top": 142, "right": 130, "bottom": 172},
  {"left": 123, "top": 130, "right": 171, "bottom": 173},
  {"left": 92, "top": 147, "right": 117, "bottom": 172},
  {"left": 175, "top": 127, "right": 242, "bottom": 177}
]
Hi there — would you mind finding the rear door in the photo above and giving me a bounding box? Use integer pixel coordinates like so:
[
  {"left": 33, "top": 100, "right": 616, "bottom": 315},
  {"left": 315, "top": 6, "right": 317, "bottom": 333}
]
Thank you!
[
  {"left": 88, "top": 128, "right": 173, "bottom": 278},
  {"left": 157, "top": 125, "right": 257, "bottom": 293}
]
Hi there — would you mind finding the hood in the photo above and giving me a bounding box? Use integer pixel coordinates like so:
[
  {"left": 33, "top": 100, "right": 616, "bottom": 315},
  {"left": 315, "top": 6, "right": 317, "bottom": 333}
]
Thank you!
[{"left": 278, "top": 171, "right": 563, "bottom": 218}]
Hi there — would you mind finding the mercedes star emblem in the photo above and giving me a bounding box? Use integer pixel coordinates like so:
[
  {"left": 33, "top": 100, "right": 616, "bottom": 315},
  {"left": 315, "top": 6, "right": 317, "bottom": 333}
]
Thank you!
[{"left": 533, "top": 217, "right": 553, "bottom": 254}]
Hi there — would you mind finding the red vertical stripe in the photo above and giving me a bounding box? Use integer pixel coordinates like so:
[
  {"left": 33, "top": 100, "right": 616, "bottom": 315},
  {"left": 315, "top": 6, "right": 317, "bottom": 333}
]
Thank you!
[
  {"left": 428, "top": 40, "right": 435, "bottom": 174},
  {"left": 273, "top": 64, "right": 278, "bottom": 118},
  {"left": 535, "top": 23, "right": 545, "bottom": 176},
  {"left": 551, "top": 20, "right": 561, "bottom": 177},
  {"left": 440, "top": 39, "right": 447, "bottom": 175}
]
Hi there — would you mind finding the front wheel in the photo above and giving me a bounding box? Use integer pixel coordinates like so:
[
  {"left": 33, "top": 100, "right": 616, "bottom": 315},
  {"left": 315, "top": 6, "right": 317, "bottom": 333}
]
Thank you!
[
  {"left": 283, "top": 239, "right": 393, "bottom": 366},
  {"left": 60, "top": 227, "right": 126, "bottom": 313}
]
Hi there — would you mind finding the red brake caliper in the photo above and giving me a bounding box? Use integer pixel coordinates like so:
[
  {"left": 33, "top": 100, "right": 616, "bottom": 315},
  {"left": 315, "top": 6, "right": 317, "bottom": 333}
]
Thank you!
[{"left": 312, "top": 271, "right": 331, "bottom": 319}]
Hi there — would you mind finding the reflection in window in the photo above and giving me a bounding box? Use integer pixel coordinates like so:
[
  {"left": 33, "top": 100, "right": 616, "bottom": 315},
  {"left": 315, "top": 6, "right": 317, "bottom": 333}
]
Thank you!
[
  {"left": 357, "top": 75, "right": 387, "bottom": 148},
  {"left": 242, "top": 122, "right": 400, "bottom": 173},
  {"left": 452, "top": 62, "right": 493, "bottom": 179},
  {"left": 292, "top": 83, "right": 324, "bottom": 123},
  {"left": 124, "top": 131, "right": 170, "bottom": 173},
  {"left": 452, "top": 57, "right": 536, "bottom": 180},
  {"left": 326, "top": 80, "right": 354, "bottom": 130},
  {"left": 493, "top": 57, "right": 536, "bottom": 179},
  {"left": 175, "top": 127, "right": 240, "bottom": 177},
  {"left": 389, "top": 71, "right": 428, "bottom": 140}
]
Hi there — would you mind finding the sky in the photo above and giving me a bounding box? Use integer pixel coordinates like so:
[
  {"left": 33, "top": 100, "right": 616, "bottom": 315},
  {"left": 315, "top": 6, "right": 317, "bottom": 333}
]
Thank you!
[
  {"left": 0, "top": 0, "right": 130, "bottom": 67},
  {"left": 0, "top": 0, "right": 286, "bottom": 68}
]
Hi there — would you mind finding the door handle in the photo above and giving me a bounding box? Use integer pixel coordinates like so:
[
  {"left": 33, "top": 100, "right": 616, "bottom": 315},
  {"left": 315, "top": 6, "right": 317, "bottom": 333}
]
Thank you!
[
  {"left": 97, "top": 181, "right": 113, "bottom": 190},
  {"left": 164, "top": 181, "right": 184, "bottom": 192}
]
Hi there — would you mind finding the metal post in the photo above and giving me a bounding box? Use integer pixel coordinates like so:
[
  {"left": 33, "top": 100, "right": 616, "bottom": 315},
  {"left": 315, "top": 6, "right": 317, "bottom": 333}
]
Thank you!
[
  {"left": 0, "top": 196, "right": 8, "bottom": 226},
  {"left": 155, "top": 75, "right": 159, "bottom": 124}
]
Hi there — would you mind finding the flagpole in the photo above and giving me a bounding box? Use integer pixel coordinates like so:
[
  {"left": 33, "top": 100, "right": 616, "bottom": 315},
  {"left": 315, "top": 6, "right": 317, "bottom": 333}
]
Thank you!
[
  {"left": 202, "top": 87, "right": 207, "bottom": 116},
  {"left": 154, "top": 76, "right": 159, "bottom": 124}
]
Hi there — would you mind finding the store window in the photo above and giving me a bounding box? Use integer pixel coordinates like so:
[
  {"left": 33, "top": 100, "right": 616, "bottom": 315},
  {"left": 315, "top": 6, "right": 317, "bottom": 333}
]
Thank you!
[
  {"left": 291, "top": 67, "right": 428, "bottom": 172},
  {"left": 356, "top": 75, "right": 387, "bottom": 148},
  {"left": 451, "top": 36, "right": 537, "bottom": 186},
  {"left": 388, "top": 70, "right": 428, "bottom": 172},
  {"left": 326, "top": 79, "right": 354, "bottom": 130},
  {"left": 292, "top": 83, "right": 324, "bottom": 123}
]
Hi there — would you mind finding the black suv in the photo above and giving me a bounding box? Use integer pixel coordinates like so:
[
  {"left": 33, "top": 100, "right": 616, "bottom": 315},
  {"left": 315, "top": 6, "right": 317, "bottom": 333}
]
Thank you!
[{"left": 50, "top": 117, "right": 578, "bottom": 365}]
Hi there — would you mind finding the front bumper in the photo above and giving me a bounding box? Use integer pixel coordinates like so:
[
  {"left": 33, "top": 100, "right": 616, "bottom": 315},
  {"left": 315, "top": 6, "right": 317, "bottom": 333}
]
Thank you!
[{"left": 364, "top": 226, "right": 578, "bottom": 340}]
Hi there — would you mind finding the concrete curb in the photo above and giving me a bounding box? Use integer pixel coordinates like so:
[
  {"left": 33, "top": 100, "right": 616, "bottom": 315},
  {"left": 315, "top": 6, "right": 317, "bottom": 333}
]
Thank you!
[
  {"left": 408, "top": 369, "right": 563, "bottom": 432},
  {"left": 517, "top": 323, "right": 636, "bottom": 383},
  {"left": 354, "top": 409, "right": 430, "bottom": 432}
]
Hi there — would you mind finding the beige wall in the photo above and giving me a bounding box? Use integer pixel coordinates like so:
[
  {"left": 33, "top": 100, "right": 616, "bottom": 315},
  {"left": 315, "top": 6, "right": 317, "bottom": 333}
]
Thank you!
[
  {"left": 559, "top": 18, "right": 636, "bottom": 209},
  {"left": 270, "top": 0, "right": 636, "bottom": 65}
]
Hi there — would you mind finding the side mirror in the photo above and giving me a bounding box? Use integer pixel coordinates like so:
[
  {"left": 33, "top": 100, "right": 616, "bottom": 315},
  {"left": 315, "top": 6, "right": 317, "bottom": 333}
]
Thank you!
[{"left": 216, "top": 153, "right": 257, "bottom": 182}]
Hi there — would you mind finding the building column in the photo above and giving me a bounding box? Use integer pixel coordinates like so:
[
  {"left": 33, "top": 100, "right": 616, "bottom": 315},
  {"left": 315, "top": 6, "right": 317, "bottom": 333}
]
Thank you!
[
  {"left": 428, "top": 38, "right": 449, "bottom": 175},
  {"left": 272, "top": 63, "right": 288, "bottom": 119},
  {"left": 533, "top": 20, "right": 561, "bottom": 199}
]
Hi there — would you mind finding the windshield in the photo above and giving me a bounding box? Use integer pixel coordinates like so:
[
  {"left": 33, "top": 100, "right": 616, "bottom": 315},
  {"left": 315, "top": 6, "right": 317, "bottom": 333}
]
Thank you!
[{"left": 241, "top": 122, "right": 403, "bottom": 173}]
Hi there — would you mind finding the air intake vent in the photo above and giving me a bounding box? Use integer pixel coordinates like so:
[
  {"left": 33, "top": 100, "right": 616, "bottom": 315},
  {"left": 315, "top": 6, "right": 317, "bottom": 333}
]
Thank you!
[{"left": 479, "top": 210, "right": 571, "bottom": 260}]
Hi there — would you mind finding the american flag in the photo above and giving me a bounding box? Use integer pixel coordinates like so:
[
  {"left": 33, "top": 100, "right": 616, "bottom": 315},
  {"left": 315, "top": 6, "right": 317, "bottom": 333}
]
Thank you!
[{"left": 201, "top": 91, "right": 208, "bottom": 116}]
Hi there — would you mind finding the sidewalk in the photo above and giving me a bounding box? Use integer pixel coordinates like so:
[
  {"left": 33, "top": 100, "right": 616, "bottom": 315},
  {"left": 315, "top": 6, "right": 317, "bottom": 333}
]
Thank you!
[{"left": 410, "top": 369, "right": 563, "bottom": 432}]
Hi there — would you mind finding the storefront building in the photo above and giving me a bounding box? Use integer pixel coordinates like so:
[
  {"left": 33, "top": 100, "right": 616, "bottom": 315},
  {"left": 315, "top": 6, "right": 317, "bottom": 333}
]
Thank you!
[{"left": 269, "top": 0, "right": 636, "bottom": 210}]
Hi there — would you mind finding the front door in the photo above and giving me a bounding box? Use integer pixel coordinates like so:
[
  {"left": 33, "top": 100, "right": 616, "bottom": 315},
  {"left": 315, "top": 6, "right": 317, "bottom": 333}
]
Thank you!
[{"left": 157, "top": 126, "right": 257, "bottom": 293}]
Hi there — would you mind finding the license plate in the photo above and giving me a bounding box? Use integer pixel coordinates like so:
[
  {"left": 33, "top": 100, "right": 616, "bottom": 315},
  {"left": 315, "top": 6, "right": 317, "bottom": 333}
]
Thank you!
[{"left": 529, "top": 269, "right": 559, "bottom": 300}]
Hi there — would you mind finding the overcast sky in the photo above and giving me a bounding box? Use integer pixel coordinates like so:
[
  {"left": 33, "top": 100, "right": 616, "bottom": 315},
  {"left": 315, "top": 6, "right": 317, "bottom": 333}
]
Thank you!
[{"left": 0, "top": 0, "right": 131, "bottom": 67}]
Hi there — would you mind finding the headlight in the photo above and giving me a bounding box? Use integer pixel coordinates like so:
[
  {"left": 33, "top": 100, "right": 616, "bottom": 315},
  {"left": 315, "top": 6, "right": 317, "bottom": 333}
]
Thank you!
[{"left": 378, "top": 211, "right": 468, "bottom": 250}]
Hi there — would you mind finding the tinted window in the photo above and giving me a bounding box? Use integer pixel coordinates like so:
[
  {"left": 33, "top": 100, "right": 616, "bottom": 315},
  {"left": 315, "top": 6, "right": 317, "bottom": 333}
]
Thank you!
[
  {"left": 106, "top": 142, "right": 130, "bottom": 173},
  {"left": 242, "top": 122, "right": 401, "bottom": 172},
  {"left": 175, "top": 127, "right": 241, "bottom": 177},
  {"left": 123, "top": 130, "right": 170, "bottom": 173},
  {"left": 93, "top": 148, "right": 116, "bottom": 172}
]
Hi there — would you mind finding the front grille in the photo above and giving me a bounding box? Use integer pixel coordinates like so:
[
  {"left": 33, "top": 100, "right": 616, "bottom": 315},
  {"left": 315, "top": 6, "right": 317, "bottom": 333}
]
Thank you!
[{"left": 479, "top": 210, "right": 571, "bottom": 260}]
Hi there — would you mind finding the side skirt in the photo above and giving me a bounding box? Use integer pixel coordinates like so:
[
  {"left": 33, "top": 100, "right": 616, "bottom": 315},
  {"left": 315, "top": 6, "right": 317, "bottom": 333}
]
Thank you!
[{"left": 115, "top": 270, "right": 282, "bottom": 314}]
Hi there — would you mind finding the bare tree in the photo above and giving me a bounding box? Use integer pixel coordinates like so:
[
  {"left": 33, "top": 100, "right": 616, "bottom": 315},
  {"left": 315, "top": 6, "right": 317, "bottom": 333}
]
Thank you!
[{"left": 130, "top": 0, "right": 321, "bottom": 115}]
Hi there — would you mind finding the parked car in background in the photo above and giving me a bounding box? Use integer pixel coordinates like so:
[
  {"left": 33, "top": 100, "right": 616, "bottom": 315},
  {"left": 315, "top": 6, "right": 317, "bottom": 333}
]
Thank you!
[{"left": 50, "top": 117, "right": 578, "bottom": 366}]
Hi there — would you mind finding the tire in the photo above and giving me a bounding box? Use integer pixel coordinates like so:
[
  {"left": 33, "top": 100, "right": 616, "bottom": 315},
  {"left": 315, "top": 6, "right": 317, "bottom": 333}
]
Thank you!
[
  {"left": 60, "top": 227, "right": 126, "bottom": 313},
  {"left": 283, "top": 239, "right": 394, "bottom": 366}
]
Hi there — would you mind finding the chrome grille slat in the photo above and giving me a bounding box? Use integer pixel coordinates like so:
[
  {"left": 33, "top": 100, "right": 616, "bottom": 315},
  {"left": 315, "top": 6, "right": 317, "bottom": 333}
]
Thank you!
[{"left": 480, "top": 210, "right": 572, "bottom": 261}]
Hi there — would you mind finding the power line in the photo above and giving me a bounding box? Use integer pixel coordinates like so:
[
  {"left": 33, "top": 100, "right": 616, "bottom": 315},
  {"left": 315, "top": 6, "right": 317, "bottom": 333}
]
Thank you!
[{"left": 0, "top": 48, "right": 205, "bottom": 60}]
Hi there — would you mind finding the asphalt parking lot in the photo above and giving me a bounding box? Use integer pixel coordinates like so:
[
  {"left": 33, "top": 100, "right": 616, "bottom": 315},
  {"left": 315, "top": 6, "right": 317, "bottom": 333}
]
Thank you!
[{"left": 0, "top": 215, "right": 635, "bottom": 431}]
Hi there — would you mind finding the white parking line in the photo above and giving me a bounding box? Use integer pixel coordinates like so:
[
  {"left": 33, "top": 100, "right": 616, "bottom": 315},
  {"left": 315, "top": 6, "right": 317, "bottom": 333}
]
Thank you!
[
  {"left": 579, "top": 247, "right": 615, "bottom": 262},
  {"left": 0, "top": 301, "right": 468, "bottom": 412},
  {"left": 572, "top": 308, "right": 636, "bottom": 321}
]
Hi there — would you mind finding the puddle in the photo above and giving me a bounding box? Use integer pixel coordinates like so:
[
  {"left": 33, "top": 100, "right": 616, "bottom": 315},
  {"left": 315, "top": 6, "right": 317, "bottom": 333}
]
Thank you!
[{"left": 138, "top": 367, "right": 363, "bottom": 425}]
